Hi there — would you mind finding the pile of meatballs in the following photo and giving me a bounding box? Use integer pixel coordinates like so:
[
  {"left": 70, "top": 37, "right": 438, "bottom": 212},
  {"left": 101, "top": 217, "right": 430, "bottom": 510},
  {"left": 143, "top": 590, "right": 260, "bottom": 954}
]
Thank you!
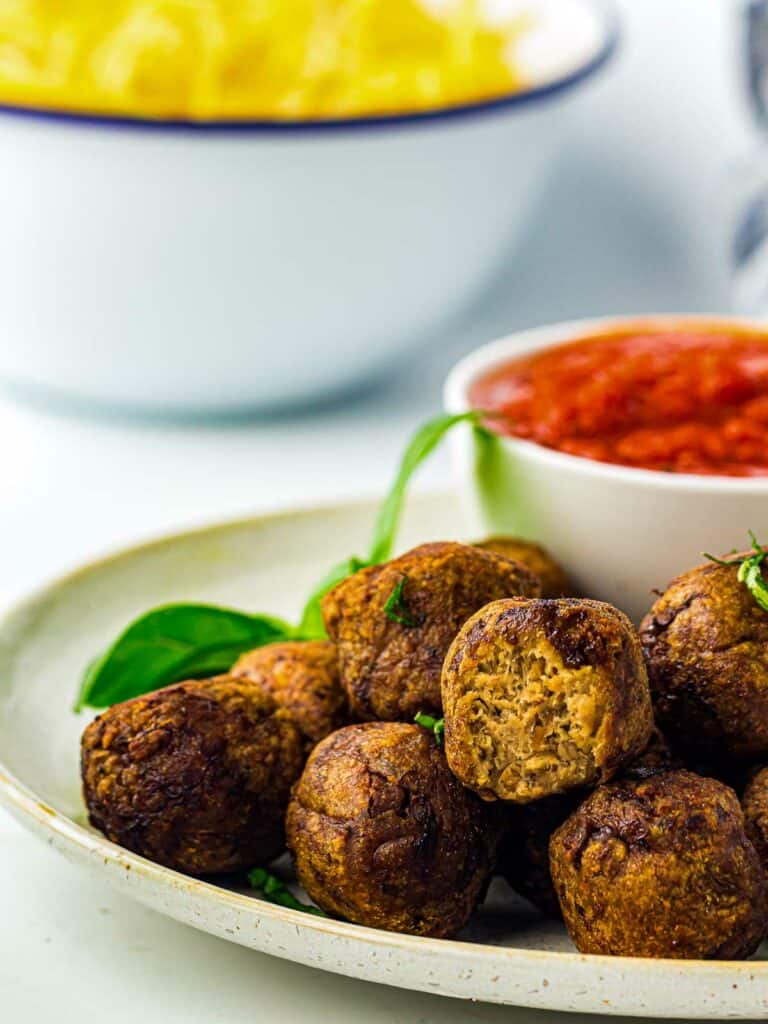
[{"left": 81, "top": 538, "right": 768, "bottom": 960}]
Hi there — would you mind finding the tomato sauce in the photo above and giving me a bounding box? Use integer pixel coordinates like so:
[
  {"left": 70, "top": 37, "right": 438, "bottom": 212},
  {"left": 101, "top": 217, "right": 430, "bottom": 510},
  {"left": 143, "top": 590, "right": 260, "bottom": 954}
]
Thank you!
[{"left": 469, "top": 327, "right": 768, "bottom": 477}]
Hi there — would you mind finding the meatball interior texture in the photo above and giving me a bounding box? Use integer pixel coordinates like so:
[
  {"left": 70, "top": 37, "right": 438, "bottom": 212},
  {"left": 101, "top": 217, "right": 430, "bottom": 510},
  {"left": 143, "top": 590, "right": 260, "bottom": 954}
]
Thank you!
[
  {"left": 550, "top": 770, "right": 768, "bottom": 959},
  {"left": 499, "top": 791, "right": 585, "bottom": 918},
  {"left": 231, "top": 639, "right": 346, "bottom": 746},
  {"left": 81, "top": 675, "right": 304, "bottom": 876},
  {"left": 743, "top": 766, "right": 768, "bottom": 876},
  {"left": 442, "top": 598, "right": 653, "bottom": 803},
  {"left": 475, "top": 537, "right": 572, "bottom": 599},
  {"left": 322, "top": 541, "right": 540, "bottom": 722},
  {"left": 640, "top": 555, "right": 768, "bottom": 763},
  {"left": 286, "top": 722, "right": 501, "bottom": 937}
]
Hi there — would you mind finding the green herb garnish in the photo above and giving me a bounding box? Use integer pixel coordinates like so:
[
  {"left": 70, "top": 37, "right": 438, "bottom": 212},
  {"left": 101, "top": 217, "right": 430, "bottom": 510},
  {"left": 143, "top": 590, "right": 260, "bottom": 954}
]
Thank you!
[
  {"left": 296, "top": 555, "right": 368, "bottom": 641},
  {"left": 296, "top": 410, "right": 483, "bottom": 636},
  {"left": 384, "top": 574, "right": 420, "bottom": 627},
  {"left": 75, "top": 410, "right": 484, "bottom": 711},
  {"left": 414, "top": 712, "right": 445, "bottom": 746},
  {"left": 368, "top": 411, "right": 483, "bottom": 564},
  {"left": 248, "top": 868, "right": 326, "bottom": 916},
  {"left": 703, "top": 530, "right": 768, "bottom": 612}
]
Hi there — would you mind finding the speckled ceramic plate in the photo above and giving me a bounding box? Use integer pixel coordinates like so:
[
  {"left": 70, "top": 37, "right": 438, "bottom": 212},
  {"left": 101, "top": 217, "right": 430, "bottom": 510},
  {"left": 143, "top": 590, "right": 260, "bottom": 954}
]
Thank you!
[{"left": 0, "top": 494, "right": 766, "bottom": 1018}]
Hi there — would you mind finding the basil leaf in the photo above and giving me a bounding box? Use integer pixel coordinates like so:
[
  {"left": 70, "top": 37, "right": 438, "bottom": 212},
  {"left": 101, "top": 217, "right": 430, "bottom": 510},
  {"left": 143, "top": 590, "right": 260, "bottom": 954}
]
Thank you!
[
  {"left": 296, "top": 413, "right": 486, "bottom": 637},
  {"left": 368, "top": 411, "right": 482, "bottom": 565},
  {"left": 75, "top": 604, "right": 291, "bottom": 711},
  {"left": 248, "top": 868, "right": 326, "bottom": 917},
  {"left": 296, "top": 555, "right": 368, "bottom": 640},
  {"left": 76, "top": 412, "right": 487, "bottom": 711},
  {"left": 298, "top": 412, "right": 485, "bottom": 633}
]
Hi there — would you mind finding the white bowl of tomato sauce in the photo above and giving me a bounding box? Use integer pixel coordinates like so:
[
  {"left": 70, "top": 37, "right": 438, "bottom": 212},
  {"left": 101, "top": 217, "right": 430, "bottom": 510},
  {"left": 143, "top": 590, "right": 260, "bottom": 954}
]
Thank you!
[{"left": 444, "top": 315, "right": 768, "bottom": 623}]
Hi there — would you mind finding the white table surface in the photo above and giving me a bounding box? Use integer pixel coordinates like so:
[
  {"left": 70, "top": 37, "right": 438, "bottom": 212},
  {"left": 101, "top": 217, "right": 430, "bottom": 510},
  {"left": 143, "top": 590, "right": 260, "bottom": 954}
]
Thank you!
[{"left": 1, "top": 1, "right": 765, "bottom": 1019}]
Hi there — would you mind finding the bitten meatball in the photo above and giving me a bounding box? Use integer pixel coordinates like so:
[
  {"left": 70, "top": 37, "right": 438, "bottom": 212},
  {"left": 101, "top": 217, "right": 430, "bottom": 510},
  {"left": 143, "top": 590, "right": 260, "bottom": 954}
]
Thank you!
[
  {"left": 442, "top": 598, "right": 653, "bottom": 802},
  {"left": 640, "top": 554, "right": 768, "bottom": 763},
  {"left": 475, "top": 537, "right": 572, "bottom": 598},
  {"left": 550, "top": 770, "right": 768, "bottom": 959},
  {"left": 231, "top": 640, "right": 346, "bottom": 747},
  {"left": 498, "top": 792, "right": 585, "bottom": 918},
  {"left": 286, "top": 722, "right": 501, "bottom": 937},
  {"left": 322, "top": 541, "right": 540, "bottom": 722},
  {"left": 81, "top": 675, "right": 304, "bottom": 875},
  {"left": 743, "top": 766, "right": 768, "bottom": 876}
]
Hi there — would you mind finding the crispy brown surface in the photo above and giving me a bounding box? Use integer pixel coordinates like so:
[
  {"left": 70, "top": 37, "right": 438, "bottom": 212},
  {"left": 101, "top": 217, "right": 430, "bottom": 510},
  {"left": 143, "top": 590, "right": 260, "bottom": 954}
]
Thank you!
[
  {"left": 231, "top": 640, "right": 346, "bottom": 746},
  {"left": 475, "top": 537, "right": 572, "bottom": 599},
  {"left": 81, "top": 675, "right": 304, "bottom": 875},
  {"left": 498, "top": 791, "right": 586, "bottom": 918},
  {"left": 550, "top": 770, "right": 768, "bottom": 959},
  {"left": 640, "top": 556, "right": 768, "bottom": 763},
  {"left": 499, "top": 725, "right": 681, "bottom": 917},
  {"left": 322, "top": 541, "right": 540, "bottom": 722},
  {"left": 443, "top": 598, "right": 653, "bottom": 802},
  {"left": 286, "top": 722, "right": 501, "bottom": 937},
  {"left": 743, "top": 766, "right": 768, "bottom": 876}
]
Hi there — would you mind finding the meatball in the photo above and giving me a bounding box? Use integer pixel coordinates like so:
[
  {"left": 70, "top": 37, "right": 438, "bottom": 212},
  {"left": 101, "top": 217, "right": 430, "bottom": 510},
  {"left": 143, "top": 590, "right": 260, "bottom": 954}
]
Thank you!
[
  {"left": 322, "top": 541, "right": 540, "bottom": 722},
  {"left": 498, "top": 791, "right": 585, "bottom": 918},
  {"left": 81, "top": 675, "right": 304, "bottom": 875},
  {"left": 442, "top": 598, "right": 653, "bottom": 802},
  {"left": 475, "top": 537, "right": 572, "bottom": 598},
  {"left": 550, "top": 770, "right": 768, "bottom": 959},
  {"left": 640, "top": 555, "right": 768, "bottom": 763},
  {"left": 231, "top": 640, "right": 346, "bottom": 747},
  {"left": 286, "top": 722, "right": 501, "bottom": 937},
  {"left": 630, "top": 724, "right": 681, "bottom": 772},
  {"left": 743, "top": 766, "right": 768, "bottom": 876}
]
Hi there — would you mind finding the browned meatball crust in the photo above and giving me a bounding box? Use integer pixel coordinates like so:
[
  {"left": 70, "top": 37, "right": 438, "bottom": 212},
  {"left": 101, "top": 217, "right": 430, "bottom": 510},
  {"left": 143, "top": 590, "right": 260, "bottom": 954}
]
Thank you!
[
  {"left": 550, "top": 770, "right": 768, "bottom": 959},
  {"left": 231, "top": 640, "right": 346, "bottom": 747},
  {"left": 498, "top": 792, "right": 585, "bottom": 918},
  {"left": 81, "top": 675, "right": 304, "bottom": 875},
  {"left": 443, "top": 598, "right": 653, "bottom": 802},
  {"left": 322, "top": 541, "right": 540, "bottom": 722},
  {"left": 475, "top": 537, "right": 572, "bottom": 599},
  {"left": 743, "top": 766, "right": 768, "bottom": 876},
  {"left": 640, "top": 555, "right": 768, "bottom": 763},
  {"left": 286, "top": 722, "right": 501, "bottom": 937},
  {"left": 500, "top": 727, "right": 677, "bottom": 916}
]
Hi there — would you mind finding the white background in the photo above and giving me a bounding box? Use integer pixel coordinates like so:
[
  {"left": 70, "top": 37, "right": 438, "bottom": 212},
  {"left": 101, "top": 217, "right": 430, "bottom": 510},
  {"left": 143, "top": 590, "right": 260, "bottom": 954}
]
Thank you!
[{"left": 1, "top": 1, "right": 765, "bottom": 1019}]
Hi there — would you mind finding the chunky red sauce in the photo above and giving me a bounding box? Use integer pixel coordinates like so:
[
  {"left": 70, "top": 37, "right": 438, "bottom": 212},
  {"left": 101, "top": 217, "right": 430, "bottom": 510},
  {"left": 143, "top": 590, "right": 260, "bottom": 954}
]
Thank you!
[{"left": 470, "top": 327, "right": 768, "bottom": 477}]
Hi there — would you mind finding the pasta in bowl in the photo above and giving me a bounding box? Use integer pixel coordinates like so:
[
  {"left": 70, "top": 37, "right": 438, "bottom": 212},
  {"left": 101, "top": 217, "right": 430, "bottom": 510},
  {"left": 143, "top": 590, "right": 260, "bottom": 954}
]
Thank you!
[{"left": 0, "top": 0, "right": 534, "bottom": 121}]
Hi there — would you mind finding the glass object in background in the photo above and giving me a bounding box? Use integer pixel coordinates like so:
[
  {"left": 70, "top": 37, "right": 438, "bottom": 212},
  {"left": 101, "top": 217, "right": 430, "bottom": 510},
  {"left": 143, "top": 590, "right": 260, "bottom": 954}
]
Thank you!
[
  {"left": 733, "top": 0, "right": 768, "bottom": 313},
  {"left": 747, "top": 0, "right": 768, "bottom": 125}
]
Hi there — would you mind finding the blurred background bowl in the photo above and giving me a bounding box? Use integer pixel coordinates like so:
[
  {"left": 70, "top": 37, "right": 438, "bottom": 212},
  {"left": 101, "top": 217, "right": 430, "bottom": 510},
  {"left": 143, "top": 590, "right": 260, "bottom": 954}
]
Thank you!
[{"left": 0, "top": 0, "right": 617, "bottom": 417}]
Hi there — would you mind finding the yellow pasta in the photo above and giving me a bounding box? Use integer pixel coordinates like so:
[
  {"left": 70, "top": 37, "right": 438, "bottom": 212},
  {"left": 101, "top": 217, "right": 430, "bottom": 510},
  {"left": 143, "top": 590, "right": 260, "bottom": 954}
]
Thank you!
[{"left": 0, "top": 0, "right": 529, "bottom": 120}]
